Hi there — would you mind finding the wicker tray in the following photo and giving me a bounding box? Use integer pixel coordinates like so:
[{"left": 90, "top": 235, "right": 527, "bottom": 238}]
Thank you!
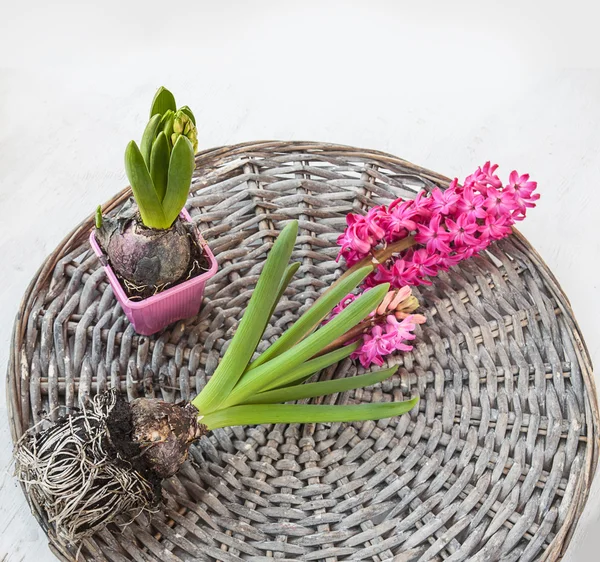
[{"left": 7, "top": 141, "right": 598, "bottom": 562}]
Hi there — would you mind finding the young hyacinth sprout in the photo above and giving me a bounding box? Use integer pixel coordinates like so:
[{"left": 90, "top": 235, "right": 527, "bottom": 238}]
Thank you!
[
  {"left": 15, "top": 220, "right": 420, "bottom": 541},
  {"left": 95, "top": 205, "right": 103, "bottom": 229},
  {"left": 94, "top": 87, "right": 201, "bottom": 289},
  {"left": 125, "top": 86, "right": 197, "bottom": 230}
]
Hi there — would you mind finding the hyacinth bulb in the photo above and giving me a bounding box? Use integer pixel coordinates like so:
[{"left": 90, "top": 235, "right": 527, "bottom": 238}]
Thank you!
[{"left": 94, "top": 201, "right": 192, "bottom": 287}]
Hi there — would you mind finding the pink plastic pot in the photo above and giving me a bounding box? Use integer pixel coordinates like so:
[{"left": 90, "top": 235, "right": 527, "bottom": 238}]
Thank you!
[{"left": 89, "top": 209, "right": 218, "bottom": 336}]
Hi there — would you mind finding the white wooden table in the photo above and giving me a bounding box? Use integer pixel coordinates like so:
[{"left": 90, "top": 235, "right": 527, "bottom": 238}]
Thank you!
[{"left": 1, "top": 2, "right": 599, "bottom": 560}]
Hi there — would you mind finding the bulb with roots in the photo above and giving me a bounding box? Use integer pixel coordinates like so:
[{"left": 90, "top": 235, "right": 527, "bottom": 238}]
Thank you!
[{"left": 14, "top": 391, "right": 206, "bottom": 541}]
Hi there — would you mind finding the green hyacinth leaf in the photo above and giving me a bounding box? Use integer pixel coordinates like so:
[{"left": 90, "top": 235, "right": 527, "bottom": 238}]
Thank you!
[
  {"left": 202, "top": 397, "right": 419, "bottom": 429},
  {"left": 254, "top": 343, "right": 359, "bottom": 392},
  {"left": 160, "top": 110, "right": 175, "bottom": 147},
  {"left": 150, "top": 132, "right": 170, "bottom": 202},
  {"left": 248, "top": 265, "right": 373, "bottom": 370},
  {"left": 150, "top": 86, "right": 177, "bottom": 118},
  {"left": 231, "top": 261, "right": 301, "bottom": 373},
  {"left": 161, "top": 136, "right": 195, "bottom": 226},
  {"left": 179, "top": 105, "right": 196, "bottom": 125},
  {"left": 124, "top": 141, "right": 167, "bottom": 229},
  {"left": 245, "top": 366, "right": 396, "bottom": 405},
  {"left": 192, "top": 221, "right": 299, "bottom": 414},
  {"left": 221, "top": 283, "right": 389, "bottom": 409},
  {"left": 266, "top": 261, "right": 300, "bottom": 327},
  {"left": 140, "top": 114, "right": 162, "bottom": 167}
]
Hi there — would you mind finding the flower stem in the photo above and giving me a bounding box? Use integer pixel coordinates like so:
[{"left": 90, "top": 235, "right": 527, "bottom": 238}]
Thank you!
[
  {"left": 313, "top": 318, "right": 373, "bottom": 358},
  {"left": 328, "top": 236, "right": 416, "bottom": 297},
  {"left": 351, "top": 235, "right": 416, "bottom": 274}
]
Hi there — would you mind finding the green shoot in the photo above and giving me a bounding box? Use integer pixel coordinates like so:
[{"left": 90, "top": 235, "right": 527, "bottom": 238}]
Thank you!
[
  {"left": 201, "top": 398, "right": 419, "bottom": 429},
  {"left": 95, "top": 206, "right": 103, "bottom": 229},
  {"left": 124, "top": 87, "right": 199, "bottom": 230},
  {"left": 192, "top": 221, "right": 299, "bottom": 414},
  {"left": 247, "top": 366, "right": 397, "bottom": 405}
]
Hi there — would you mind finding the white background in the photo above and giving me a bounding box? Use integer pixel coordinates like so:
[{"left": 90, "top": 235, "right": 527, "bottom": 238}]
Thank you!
[{"left": 1, "top": 1, "right": 599, "bottom": 560}]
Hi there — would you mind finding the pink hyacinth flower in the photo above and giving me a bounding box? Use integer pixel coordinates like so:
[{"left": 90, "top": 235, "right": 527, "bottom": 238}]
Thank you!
[
  {"left": 506, "top": 171, "right": 540, "bottom": 213},
  {"left": 464, "top": 161, "right": 502, "bottom": 193},
  {"left": 484, "top": 186, "right": 517, "bottom": 217},
  {"left": 429, "top": 187, "right": 460, "bottom": 215},
  {"left": 408, "top": 248, "right": 439, "bottom": 277},
  {"left": 414, "top": 214, "right": 452, "bottom": 254},
  {"left": 456, "top": 184, "right": 487, "bottom": 221},
  {"left": 354, "top": 325, "right": 397, "bottom": 367},
  {"left": 378, "top": 203, "right": 418, "bottom": 240},
  {"left": 479, "top": 213, "right": 512, "bottom": 240},
  {"left": 445, "top": 214, "right": 479, "bottom": 247}
]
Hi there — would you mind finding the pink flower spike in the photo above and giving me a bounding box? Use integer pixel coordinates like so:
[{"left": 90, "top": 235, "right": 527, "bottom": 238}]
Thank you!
[
  {"left": 337, "top": 162, "right": 537, "bottom": 293},
  {"left": 414, "top": 215, "right": 452, "bottom": 255}
]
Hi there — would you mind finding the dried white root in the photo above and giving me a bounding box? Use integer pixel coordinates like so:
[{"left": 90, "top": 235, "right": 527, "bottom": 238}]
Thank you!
[{"left": 14, "top": 391, "right": 157, "bottom": 541}]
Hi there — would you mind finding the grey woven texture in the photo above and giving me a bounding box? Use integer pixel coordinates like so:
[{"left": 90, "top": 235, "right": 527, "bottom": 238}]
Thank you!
[{"left": 7, "top": 141, "right": 598, "bottom": 562}]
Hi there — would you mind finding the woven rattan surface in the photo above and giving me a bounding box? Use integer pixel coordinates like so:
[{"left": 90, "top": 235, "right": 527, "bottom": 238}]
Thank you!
[{"left": 7, "top": 141, "right": 598, "bottom": 562}]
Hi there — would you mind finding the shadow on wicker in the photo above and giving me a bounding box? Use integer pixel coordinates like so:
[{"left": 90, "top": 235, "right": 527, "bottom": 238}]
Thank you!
[{"left": 7, "top": 141, "right": 598, "bottom": 562}]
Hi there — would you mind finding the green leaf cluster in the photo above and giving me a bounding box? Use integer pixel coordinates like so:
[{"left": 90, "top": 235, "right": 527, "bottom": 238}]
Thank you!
[
  {"left": 123, "top": 87, "right": 199, "bottom": 229},
  {"left": 192, "top": 221, "right": 419, "bottom": 429}
]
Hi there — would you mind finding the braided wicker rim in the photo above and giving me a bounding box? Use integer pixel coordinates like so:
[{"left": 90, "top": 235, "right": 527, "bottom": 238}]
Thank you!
[{"left": 7, "top": 141, "right": 599, "bottom": 562}]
